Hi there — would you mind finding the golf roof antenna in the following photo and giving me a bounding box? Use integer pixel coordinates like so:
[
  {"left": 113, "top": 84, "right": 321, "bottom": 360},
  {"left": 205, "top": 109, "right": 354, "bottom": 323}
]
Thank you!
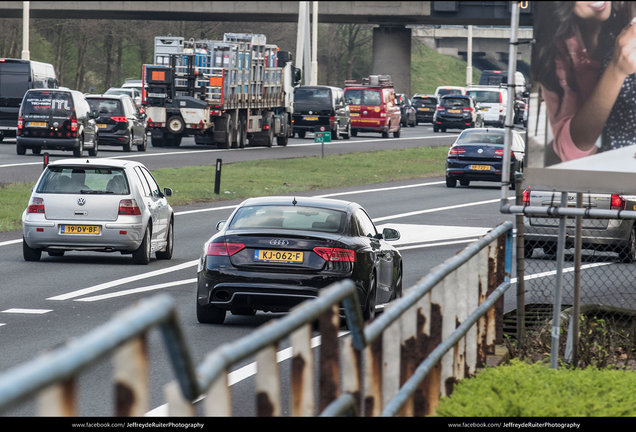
[{"left": 292, "top": 197, "right": 297, "bottom": 206}]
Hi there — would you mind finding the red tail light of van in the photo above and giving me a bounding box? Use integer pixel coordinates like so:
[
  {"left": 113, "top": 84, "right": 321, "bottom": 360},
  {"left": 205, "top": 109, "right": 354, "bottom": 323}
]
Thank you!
[
  {"left": 70, "top": 116, "right": 78, "bottom": 132},
  {"left": 17, "top": 117, "right": 23, "bottom": 130}
]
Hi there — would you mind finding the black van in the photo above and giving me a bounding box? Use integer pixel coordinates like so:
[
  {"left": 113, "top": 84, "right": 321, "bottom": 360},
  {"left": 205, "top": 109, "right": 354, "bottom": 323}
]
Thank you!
[
  {"left": 16, "top": 89, "right": 98, "bottom": 157},
  {"left": 293, "top": 86, "right": 351, "bottom": 139},
  {"left": 0, "top": 59, "right": 57, "bottom": 141}
]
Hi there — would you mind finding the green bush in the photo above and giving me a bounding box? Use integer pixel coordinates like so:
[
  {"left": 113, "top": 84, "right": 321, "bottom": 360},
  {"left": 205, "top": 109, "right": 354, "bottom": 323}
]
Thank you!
[{"left": 435, "top": 359, "right": 636, "bottom": 417}]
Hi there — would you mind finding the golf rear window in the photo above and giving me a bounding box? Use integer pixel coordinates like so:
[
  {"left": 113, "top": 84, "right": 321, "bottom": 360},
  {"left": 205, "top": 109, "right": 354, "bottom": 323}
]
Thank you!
[
  {"left": 229, "top": 205, "right": 345, "bottom": 233},
  {"left": 37, "top": 166, "right": 130, "bottom": 194},
  {"left": 456, "top": 131, "right": 504, "bottom": 144}
]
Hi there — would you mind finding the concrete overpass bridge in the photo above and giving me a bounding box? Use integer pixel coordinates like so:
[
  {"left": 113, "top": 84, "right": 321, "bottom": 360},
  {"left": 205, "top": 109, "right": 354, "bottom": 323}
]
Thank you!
[{"left": 0, "top": 1, "right": 533, "bottom": 95}]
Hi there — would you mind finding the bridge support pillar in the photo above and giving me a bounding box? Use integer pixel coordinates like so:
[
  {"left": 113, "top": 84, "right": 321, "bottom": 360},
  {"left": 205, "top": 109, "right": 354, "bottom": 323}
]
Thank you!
[{"left": 372, "top": 26, "right": 411, "bottom": 96}]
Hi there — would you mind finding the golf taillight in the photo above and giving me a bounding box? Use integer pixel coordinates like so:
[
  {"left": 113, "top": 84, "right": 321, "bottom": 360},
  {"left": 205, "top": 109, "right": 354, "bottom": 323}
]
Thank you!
[
  {"left": 523, "top": 189, "right": 531, "bottom": 206},
  {"left": 27, "top": 197, "right": 45, "bottom": 213},
  {"left": 118, "top": 199, "right": 142, "bottom": 215},
  {"left": 611, "top": 194, "right": 626, "bottom": 210},
  {"left": 313, "top": 247, "right": 356, "bottom": 262},
  {"left": 207, "top": 242, "right": 245, "bottom": 257}
]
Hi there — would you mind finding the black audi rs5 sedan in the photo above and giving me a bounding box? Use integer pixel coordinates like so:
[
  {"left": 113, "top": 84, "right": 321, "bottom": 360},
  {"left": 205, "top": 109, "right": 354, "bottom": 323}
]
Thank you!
[{"left": 196, "top": 196, "right": 403, "bottom": 325}]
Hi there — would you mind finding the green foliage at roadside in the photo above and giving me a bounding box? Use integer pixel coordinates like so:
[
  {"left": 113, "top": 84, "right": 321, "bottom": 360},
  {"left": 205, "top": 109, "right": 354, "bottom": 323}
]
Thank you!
[
  {"left": 0, "top": 146, "right": 449, "bottom": 233},
  {"left": 411, "top": 40, "right": 481, "bottom": 96},
  {"left": 435, "top": 359, "right": 636, "bottom": 417}
]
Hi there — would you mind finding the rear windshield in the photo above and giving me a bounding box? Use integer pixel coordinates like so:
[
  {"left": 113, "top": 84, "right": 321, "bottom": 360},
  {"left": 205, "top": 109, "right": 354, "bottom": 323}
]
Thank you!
[
  {"left": 437, "top": 88, "right": 463, "bottom": 96},
  {"left": 479, "top": 74, "right": 506, "bottom": 86},
  {"left": 467, "top": 90, "right": 500, "bottom": 103},
  {"left": 229, "top": 205, "right": 345, "bottom": 233},
  {"left": 87, "top": 98, "right": 124, "bottom": 116},
  {"left": 21, "top": 91, "right": 74, "bottom": 117},
  {"left": 456, "top": 131, "right": 504, "bottom": 145},
  {"left": 105, "top": 89, "right": 132, "bottom": 97},
  {"left": 412, "top": 97, "right": 437, "bottom": 107},
  {"left": 36, "top": 166, "right": 130, "bottom": 194},
  {"left": 344, "top": 89, "right": 381, "bottom": 106},
  {"left": 441, "top": 97, "right": 470, "bottom": 108},
  {"left": 294, "top": 88, "right": 332, "bottom": 105}
]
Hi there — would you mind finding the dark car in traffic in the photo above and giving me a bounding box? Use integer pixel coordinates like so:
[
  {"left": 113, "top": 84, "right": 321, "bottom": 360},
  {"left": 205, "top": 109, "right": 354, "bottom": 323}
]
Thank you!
[
  {"left": 16, "top": 88, "right": 98, "bottom": 157},
  {"left": 434, "top": 95, "right": 484, "bottom": 132},
  {"left": 396, "top": 93, "right": 416, "bottom": 127},
  {"left": 445, "top": 128, "right": 525, "bottom": 188},
  {"left": 86, "top": 94, "right": 147, "bottom": 152},
  {"left": 196, "top": 196, "right": 403, "bottom": 324},
  {"left": 411, "top": 94, "right": 438, "bottom": 124},
  {"left": 293, "top": 86, "right": 351, "bottom": 139}
]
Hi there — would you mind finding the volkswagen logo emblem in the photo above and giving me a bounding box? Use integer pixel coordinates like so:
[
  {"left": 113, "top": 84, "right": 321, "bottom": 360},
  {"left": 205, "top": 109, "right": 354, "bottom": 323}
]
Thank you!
[
  {"left": 77, "top": 198, "right": 86, "bottom": 206},
  {"left": 270, "top": 239, "right": 288, "bottom": 246},
  {"left": 478, "top": 149, "right": 483, "bottom": 153},
  {"left": 309, "top": 111, "right": 313, "bottom": 115}
]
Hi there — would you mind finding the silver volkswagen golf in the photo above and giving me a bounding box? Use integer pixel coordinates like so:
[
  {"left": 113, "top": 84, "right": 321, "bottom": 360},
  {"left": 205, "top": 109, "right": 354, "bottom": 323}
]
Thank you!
[{"left": 22, "top": 158, "right": 174, "bottom": 264}]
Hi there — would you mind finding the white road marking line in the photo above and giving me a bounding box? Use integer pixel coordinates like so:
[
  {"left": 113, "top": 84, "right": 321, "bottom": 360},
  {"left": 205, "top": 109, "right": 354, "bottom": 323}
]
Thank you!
[
  {"left": 0, "top": 135, "right": 455, "bottom": 169},
  {"left": 372, "top": 198, "right": 501, "bottom": 222},
  {"left": 75, "top": 278, "right": 196, "bottom": 302},
  {"left": 2, "top": 308, "right": 52, "bottom": 314},
  {"left": 46, "top": 259, "right": 198, "bottom": 301}
]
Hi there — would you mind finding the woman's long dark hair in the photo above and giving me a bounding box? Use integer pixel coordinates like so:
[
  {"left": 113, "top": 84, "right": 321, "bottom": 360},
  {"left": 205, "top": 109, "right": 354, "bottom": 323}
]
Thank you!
[{"left": 531, "top": 1, "right": 632, "bottom": 112}]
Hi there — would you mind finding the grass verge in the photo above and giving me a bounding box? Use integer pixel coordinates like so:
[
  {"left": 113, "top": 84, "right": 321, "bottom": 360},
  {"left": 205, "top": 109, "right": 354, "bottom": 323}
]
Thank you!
[{"left": 0, "top": 145, "right": 449, "bottom": 234}]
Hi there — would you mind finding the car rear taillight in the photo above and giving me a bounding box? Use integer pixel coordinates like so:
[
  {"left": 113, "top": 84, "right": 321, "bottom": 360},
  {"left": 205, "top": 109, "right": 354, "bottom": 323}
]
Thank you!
[
  {"left": 111, "top": 116, "right": 127, "bottom": 122},
  {"left": 436, "top": 106, "right": 444, "bottom": 111},
  {"left": 207, "top": 242, "right": 245, "bottom": 257},
  {"left": 495, "top": 149, "right": 515, "bottom": 157},
  {"left": 70, "top": 116, "right": 78, "bottom": 132},
  {"left": 523, "top": 188, "right": 531, "bottom": 206},
  {"left": 27, "top": 197, "right": 45, "bottom": 214},
  {"left": 611, "top": 194, "right": 626, "bottom": 210},
  {"left": 17, "top": 116, "right": 23, "bottom": 130},
  {"left": 448, "top": 147, "right": 466, "bottom": 155},
  {"left": 118, "top": 199, "right": 142, "bottom": 215},
  {"left": 313, "top": 247, "right": 356, "bottom": 262},
  {"left": 462, "top": 107, "right": 474, "bottom": 113}
]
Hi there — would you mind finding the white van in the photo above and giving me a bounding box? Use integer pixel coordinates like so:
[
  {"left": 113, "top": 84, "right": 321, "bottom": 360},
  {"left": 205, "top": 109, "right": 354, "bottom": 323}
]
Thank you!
[
  {"left": 434, "top": 86, "right": 466, "bottom": 98},
  {"left": 466, "top": 86, "right": 507, "bottom": 128}
]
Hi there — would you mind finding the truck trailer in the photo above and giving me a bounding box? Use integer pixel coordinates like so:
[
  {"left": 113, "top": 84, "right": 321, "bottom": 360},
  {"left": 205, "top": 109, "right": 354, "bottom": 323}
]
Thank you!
[{"left": 143, "top": 33, "right": 301, "bottom": 148}]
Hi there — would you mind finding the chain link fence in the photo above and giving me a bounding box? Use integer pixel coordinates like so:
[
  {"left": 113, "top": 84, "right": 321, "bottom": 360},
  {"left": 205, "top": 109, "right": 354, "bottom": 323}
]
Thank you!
[{"left": 507, "top": 211, "right": 636, "bottom": 368}]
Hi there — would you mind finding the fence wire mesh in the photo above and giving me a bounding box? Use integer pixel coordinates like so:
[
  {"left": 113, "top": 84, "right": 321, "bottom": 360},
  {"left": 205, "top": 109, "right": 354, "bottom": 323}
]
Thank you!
[{"left": 508, "top": 215, "right": 636, "bottom": 368}]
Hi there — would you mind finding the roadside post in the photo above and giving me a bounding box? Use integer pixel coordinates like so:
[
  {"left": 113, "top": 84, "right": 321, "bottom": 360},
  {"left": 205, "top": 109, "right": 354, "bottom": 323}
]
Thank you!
[
  {"left": 214, "top": 159, "right": 222, "bottom": 194},
  {"left": 314, "top": 125, "right": 331, "bottom": 159}
]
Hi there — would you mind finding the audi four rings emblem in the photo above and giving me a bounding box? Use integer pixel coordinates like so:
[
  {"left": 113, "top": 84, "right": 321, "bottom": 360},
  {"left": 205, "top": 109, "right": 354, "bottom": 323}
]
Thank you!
[
  {"left": 270, "top": 239, "right": 288, "bottom": 246},
  {"left": 77, "top": 198, "right": 86, "bottom": 206}
]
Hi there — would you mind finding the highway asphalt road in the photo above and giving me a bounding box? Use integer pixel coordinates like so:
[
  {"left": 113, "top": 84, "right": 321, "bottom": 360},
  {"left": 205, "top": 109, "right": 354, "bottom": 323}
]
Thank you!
[{"left": 4, "top": 123, "right": 625, "bottom": 416}]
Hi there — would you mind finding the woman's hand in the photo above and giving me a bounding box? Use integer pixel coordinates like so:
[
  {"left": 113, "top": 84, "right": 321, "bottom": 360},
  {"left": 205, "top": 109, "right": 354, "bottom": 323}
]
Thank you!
[{"left": 608, "top": 18, "right": 636, "bottom": 78}]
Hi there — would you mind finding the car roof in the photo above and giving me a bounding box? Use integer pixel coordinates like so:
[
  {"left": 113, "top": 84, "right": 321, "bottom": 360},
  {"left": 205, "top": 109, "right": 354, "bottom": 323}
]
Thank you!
[
  {"left": 45, "top": 158, "right": 141, "bottom": 169},
  {"left": 85, "top": 94, "right": 129, "bottom": 100},
  {"left": 441, "top": 94, "right": 471, "bottom": 99},
  {"left": 459, "top": 127, "right": 507, "bottom": 135},
  {"left": 238, "top": 196, "right": 358, "bottom": 213},
  {"left": 412, "top": 94, "right": 437, "bottom": 98}
]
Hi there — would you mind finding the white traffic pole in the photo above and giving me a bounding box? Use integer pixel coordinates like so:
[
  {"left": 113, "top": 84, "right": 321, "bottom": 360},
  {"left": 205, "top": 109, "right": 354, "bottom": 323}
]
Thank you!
[
  {"left": 296, "top": 1, "right": 307, "bottom": 79},
  {"left": 466, "top": 25, "right": 472, "bottom": 88},
  {"left": 311, "top": 1, "right": 318, "bottom": 86},
  {"left": 21, "top": 1, "right": 30, "bottom": 60}
]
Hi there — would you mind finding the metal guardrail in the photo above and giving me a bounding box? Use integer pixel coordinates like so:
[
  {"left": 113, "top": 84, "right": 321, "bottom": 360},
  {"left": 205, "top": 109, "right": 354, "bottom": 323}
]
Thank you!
[{"left": 0, "top": 221, "right": 513, "bottom": 417}]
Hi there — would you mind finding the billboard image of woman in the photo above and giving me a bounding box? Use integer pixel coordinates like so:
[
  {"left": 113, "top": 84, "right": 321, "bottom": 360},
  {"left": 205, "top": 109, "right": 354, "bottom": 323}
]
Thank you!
[{"left": 526, "top": 1, "right": 636, "bottom": 194}]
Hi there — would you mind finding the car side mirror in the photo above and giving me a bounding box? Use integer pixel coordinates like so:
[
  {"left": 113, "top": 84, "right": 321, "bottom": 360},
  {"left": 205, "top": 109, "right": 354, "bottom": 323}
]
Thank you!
[
  {"left": 162, "top": 187, "right": 173, "bottom": 197},
  {"left": 382, "top": 227, "right": 400, "bottom": 241},
  {"left": 216, "top": 220, "right": 226, "bottom": 231}
]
